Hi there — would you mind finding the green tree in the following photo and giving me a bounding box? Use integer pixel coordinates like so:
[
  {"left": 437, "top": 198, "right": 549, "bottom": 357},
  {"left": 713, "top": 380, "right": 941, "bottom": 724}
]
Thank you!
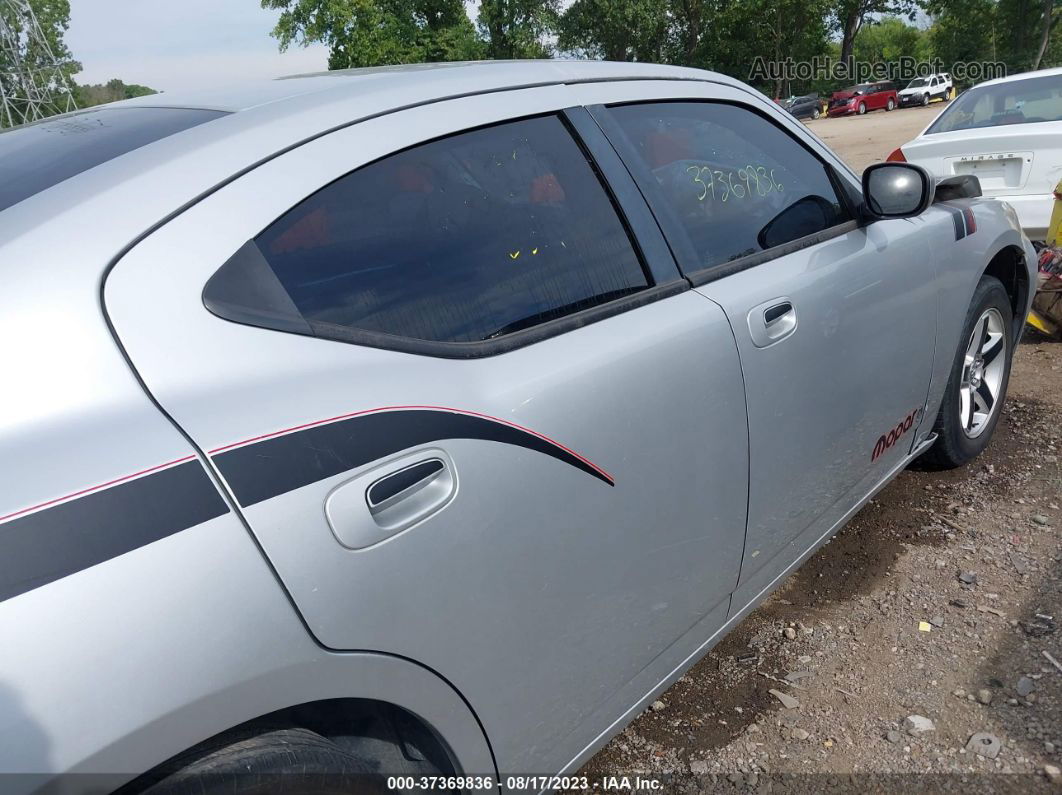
[
  {"left": 0, "top": 0, "right": 80, "bottom": 126},
  {"left": 924, "top": 0, "right": 997, "bottom": 79},
  {"left": 665, "top": 0, "right": 830, "bottom": 97},
  {"left": 852, "top": 16, "right": 924, "bottom": 64},
  {"left": 262, "top": 0, "right": 483, "bottom": 69},
  {"left": 994, "top": 0, "right": 1062, "bottom": 69},
  {"left": 477, "top": 0, "right": 558, "bottom": 59},
  {"left": 75, "top": 78, "right": 156, "bottom": 108},
  {"left": 557, "top": 0, "right": 670, "bottom": 61},
  {"left": 830, "top": 0, "right": 919, "bottom": 69}
]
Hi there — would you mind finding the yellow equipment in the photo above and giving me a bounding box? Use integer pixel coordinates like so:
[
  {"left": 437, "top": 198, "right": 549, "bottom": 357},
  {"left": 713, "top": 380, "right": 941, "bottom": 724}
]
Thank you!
[{"left": 1027, "top": 177, "right": 1062, "bottom": 338}]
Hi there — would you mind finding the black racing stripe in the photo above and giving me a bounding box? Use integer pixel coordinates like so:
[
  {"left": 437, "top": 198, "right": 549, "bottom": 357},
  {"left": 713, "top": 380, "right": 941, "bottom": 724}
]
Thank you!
[
  {"left": 213, "top": 409, "right": 613, "bottom": 507},
  {"left": 942, "top": 204, "right": 966, "bottom": 240},
  {"left": 0, "top": 461, "right": 228, "bottom": 604}
]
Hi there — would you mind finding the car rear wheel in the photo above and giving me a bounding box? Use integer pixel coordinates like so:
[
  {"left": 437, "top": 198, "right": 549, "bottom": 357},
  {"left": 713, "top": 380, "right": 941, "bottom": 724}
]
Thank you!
[
  {"left": 886, "top": 98, "right": 895, "bottom": 111},
  {"left": 139, "top": 728, "right": 389, "bottom": 795},
  {"left": 812, "top": 108, "right": 821, "bottom": 119},
  {"left": 921, "top": 276, "right": 1013, "bottom": 469},
  {"left": 857, "top": 102, "right": 867, "bottom": 114}
]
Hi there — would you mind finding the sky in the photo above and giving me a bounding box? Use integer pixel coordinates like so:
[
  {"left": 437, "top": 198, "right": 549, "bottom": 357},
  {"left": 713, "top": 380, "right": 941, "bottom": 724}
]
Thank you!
[{"left": 66, "top": 1, "right": 332, "bottom": 92}]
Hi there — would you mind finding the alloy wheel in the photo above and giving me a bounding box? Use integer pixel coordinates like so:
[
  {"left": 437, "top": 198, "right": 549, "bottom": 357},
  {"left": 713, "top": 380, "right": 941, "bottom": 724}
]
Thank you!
[{"left": 959, "top": 307, "right": 1006, "bottom": 438}]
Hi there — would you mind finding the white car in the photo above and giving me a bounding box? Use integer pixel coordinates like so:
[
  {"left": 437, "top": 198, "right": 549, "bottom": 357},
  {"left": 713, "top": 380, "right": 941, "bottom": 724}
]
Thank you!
[
  {"left": 898, "top": 73, "right": 952, "bottom": 107},
  {"left": 891, "top": 67, "right": 1062, "bottom": 240}
]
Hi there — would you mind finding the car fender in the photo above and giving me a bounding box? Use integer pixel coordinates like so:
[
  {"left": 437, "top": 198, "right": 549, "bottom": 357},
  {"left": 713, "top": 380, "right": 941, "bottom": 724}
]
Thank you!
[
  {"left": 0, "top": 508, "right": 495, "bottom": 792},
  {"left": 920, "top": 199, "right": 1035, "bottom": 429}
]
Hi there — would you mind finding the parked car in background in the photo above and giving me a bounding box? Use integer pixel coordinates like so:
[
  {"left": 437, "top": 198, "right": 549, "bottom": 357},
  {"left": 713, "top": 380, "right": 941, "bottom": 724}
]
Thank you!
[
  {"left": 783, "top": 93, "right": 824, "bottom": 120},
  {"left": 899, "top": 73, "right": 953, "bottom": 107},
  {"left": 828, "top": 82, "right": 898, "bottom": 115},
  {"left": 889, "top": 67, "right": 1062, "bottom": 240},
  {"left": 0, "top": 60, "right": 1034, "bottom": 793}
]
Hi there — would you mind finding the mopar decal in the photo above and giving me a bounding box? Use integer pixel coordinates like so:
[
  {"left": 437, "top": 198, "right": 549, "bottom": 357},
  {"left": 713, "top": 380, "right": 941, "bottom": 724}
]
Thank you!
[{"left": 872, "top": 408, "right": 921, "bottom": 462}]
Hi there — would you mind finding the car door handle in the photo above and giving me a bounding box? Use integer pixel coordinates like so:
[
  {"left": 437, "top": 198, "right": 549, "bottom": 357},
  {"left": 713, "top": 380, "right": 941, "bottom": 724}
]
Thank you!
[
  {"left": 366, "top": 458, "right": 446, "bottom": 512},
  {"left": 747, "top": 297, "right": 798, "bottom": 348},
  {"left": 763, "top": 301, "right": 793, "bottom": 325},
  {"left": 325, "top": 450, "right": 457, "bottom": 550}
]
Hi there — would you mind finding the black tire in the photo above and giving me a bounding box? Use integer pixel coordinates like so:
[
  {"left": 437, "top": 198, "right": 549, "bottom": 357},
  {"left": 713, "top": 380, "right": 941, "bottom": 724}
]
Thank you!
[
  {"left": 886, "top": 98, "right": 895, "bottom": 111},
  {"left": 140, "top": 727, "right": 388, "bottom": 795},
  {"left": 921, "top": 93, "right": 930, "bottom": 106},
  {"left": 920, "top": 276, "right": 1014, "bottom": 470},
  {"left": 812, "top": 108, "right": 821, "bottom": 119},
  {"left": 858, "top": 102, "right": 867, "bottom": 115}
]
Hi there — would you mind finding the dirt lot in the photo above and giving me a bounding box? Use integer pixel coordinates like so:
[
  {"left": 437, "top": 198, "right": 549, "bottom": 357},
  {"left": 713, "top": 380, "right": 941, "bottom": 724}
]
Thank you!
[
  {"left": 575, "top": 107, "right": 1062, "bottom": 791},
  {"left": 806, "top": 104, "right": 943, "bottom": 173}
]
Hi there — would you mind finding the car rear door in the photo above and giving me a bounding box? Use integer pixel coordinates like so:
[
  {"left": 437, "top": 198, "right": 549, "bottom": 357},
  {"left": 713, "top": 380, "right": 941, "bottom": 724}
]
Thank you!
[
  {"left": 571, "top": 80, "right": 939, "bottom": 608},
  {"left": 103, "top": 86, "right": 750, "bottom": 776}
]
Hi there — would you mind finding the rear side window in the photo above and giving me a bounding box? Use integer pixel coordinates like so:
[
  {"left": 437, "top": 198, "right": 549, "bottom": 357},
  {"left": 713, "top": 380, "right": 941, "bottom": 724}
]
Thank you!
[
  {"left": 0, "top": 107, "right": 227, "bottom": 212},
  {"left": 604, "top": 102, "right": 851, "bottom": 274},
  {"left": 206, "top": 114, "right": 649, "bottom": 350}
]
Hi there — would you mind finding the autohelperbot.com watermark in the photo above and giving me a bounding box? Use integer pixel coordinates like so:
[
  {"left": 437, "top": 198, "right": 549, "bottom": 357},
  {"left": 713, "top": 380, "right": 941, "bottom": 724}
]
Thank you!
[{"left": 749, "top": 56, "right": 1006, "bottom": 84}]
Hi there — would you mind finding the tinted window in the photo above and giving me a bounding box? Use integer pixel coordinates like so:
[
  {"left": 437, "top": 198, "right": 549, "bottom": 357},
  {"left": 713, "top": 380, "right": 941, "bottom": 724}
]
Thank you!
[
  {"left": 927, "top": 74, "right": 1062, "bottom": 133},
  {"left": 0, "top": 107, "right": 227, "bottom": 212},
  {"left": 606, "top": 102, "right": 850, "bottom": 271},
  {"left": 230, "top": 115, "right": 648, "bottom": 345}
]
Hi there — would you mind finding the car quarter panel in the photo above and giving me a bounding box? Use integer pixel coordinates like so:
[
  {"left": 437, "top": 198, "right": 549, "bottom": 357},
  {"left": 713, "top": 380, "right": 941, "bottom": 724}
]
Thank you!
[
  {"left": 103, "top": 86, "right": 752, "bottom": 777},
  {"left": 0, "top": 232, "right": 492, "bottom": 791},
  {"left": 0, "top": 509, "right": 495, "bottom": 791}
]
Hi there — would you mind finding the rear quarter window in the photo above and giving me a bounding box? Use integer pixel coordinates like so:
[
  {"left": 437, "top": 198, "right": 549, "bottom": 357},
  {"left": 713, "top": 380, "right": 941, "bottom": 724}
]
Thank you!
[
  {"left": 205, "top": 114, "right": 651, "bottom": 354},
  {"left": 0, "top": 106, "right": 227, "bottom": 212}
]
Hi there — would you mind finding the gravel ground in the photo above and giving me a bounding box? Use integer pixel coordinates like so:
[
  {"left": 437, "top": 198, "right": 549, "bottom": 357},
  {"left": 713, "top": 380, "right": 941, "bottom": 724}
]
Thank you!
[
  {"left": 572, "top": 109, "right": 1062, "bottom": 792},
  {"left": 806, "top": 104, "right": 943, "bottom": 173}
]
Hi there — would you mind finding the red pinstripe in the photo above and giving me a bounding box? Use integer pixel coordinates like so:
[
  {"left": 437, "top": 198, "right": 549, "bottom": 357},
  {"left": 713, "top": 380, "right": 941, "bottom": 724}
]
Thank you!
[{"left": 208, "top": 405, "right": 614, "bottom": 483}]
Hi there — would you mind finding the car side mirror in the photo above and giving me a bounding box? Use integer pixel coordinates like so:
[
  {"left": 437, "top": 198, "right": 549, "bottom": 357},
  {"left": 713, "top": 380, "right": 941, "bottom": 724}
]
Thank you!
[{"left": 861, "top": 162, "right": 933, "bottom": 220}]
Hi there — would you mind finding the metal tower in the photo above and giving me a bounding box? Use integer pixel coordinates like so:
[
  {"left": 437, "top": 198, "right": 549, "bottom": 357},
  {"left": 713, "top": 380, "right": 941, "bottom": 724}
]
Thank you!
[{"left": 0, "top": 0, "right": 77, "bottom": 128}]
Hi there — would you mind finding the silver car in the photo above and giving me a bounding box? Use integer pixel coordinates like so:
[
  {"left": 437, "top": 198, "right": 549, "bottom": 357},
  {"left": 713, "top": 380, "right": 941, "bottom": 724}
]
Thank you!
[{"left": 0, "top": 61, "right": 1036, "bottom": 793}]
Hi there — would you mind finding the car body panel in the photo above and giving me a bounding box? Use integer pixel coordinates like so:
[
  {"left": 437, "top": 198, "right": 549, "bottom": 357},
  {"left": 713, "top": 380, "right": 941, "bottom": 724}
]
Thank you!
[
  {"left": 695, "top": 216, "right": 938, "bottom": 588},
  {"left": 566, "top": 78, "right": 935, "bottom": 586},
  {"left": 0, "top": 509, "right": 495, "bottom": 793}
]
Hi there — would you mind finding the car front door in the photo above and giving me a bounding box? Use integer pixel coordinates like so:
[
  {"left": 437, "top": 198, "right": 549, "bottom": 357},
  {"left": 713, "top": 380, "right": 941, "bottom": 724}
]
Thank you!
[
  {"left": 574, "top": 81, "right": 939, "bottom": 607},
  {"left": 103, "top": 87, "right": 750, "bottom": 776}
]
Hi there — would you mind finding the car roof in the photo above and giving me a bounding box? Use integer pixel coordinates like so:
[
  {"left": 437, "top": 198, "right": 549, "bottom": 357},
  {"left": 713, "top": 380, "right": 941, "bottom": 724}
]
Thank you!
[
  {"left": 974, "top": 65, "right": 1062, "bottom": 89},
  {"left": 115, "top": 59, "right": 723, "bottom": 113},
  {"left": 0, "top": 59, "right": 745, "bottom": 276}
]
